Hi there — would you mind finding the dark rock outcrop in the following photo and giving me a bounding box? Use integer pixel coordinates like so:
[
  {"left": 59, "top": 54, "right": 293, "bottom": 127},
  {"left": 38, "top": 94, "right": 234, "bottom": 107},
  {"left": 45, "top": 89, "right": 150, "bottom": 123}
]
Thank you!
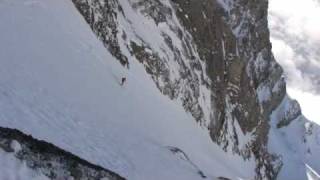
[{"left": 0, "top": 127, "right": 125, "bottom": 180}]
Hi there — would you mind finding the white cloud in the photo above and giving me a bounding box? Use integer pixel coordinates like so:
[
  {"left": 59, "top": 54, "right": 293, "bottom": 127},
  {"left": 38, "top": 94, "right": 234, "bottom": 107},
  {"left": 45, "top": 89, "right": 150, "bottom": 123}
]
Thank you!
[
  {"left": 287, "top": 88, "right": 320, "bottom": 124},
  {"left": 269, "top": 0, "right": 320, "bottom": 40},
  {"left": 269, "top": 0, "right": 320, "bottom": 123},
  {"left": 270, "top": 38, "right": 314, "bottom": 92}
]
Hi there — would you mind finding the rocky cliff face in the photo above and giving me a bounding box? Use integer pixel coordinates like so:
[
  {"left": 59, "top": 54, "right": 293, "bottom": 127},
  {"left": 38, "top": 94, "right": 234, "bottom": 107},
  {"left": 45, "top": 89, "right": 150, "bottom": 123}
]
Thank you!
[{"left": 71, "top": 0, "right": 320, "bottom": 179}]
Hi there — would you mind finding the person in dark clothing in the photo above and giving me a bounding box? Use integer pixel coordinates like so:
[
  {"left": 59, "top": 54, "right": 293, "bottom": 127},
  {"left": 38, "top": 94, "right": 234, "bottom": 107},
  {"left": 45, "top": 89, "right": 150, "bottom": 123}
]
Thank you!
[{"left": 121, "top": 77, "right": 126, "bottom": 86}]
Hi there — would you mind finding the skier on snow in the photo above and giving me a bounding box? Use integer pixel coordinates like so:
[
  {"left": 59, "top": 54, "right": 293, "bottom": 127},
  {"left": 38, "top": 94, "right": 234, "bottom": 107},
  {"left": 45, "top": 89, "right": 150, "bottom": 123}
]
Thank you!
[{"left": 121, "top": 77, "right": 126, "bottom": 86}]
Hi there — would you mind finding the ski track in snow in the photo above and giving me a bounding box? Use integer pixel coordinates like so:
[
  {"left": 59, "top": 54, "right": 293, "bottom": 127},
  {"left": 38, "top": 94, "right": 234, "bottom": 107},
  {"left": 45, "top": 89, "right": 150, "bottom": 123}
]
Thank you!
[{"left": 0, "top": 0, "right": 255, "bottom": 179}]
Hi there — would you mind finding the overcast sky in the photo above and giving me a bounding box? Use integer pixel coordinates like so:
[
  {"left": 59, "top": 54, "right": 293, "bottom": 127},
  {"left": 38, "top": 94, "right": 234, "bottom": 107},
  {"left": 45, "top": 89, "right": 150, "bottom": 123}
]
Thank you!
[{"left": 269, "top": 0, "right": 320, "bottom": 123}]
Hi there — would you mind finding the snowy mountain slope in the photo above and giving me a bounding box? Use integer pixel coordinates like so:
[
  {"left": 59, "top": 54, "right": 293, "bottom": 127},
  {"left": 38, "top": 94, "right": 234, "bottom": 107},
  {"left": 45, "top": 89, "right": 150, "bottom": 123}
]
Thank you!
[
  {"left": 268, "top": 95, "right": 320, "bottom": 180},
  {"left": 0, "top": 0, "right": 257, "bottom": 179},
  {"left": 72, "top": 0, "right": 214, "bottom": 127},
  {"left": 69, "top": 0, "right": 320, "bottom": 179},
  {"left": 71, "top": 0, "right": 280, "bottom": 177},
  {"left": 1, "top": 0, "right": 320, "bottom": 179},
  {"left": 71, "top": 0, "right": 320, "bottom": 179}
]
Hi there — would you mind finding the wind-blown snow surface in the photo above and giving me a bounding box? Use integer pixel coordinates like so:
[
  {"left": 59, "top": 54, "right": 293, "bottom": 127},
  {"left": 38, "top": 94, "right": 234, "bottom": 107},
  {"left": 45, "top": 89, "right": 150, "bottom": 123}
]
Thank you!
[{"left": 0, "top": 0, "right": 255, "bottom": 179}]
